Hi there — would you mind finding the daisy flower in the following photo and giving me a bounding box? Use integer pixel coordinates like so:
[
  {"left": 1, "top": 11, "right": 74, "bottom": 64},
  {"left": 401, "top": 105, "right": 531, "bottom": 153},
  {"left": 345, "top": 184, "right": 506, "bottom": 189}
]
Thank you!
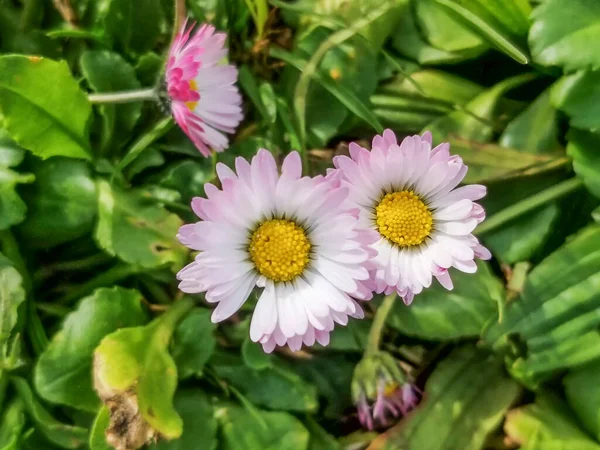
[
  {"left": 352, "top": 351, "right": 420, "bottom": 430},
  {"left": 165, "top": 21, "right": 243, "bottom": 156},
  {"left": 333, "top": 130, "right": 491, "bottom": 305},
  {"left": 176, "top": 150, "right": 377, "bottom": 353}
]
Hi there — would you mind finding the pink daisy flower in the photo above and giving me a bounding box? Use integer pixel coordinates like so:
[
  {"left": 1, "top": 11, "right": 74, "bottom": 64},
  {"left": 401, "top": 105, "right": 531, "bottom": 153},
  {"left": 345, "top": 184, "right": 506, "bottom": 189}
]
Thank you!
[
  {"left": 356, "top": 381, "right": 420, "bottom": 430},
  {"left": 166, "top": 21, "right": 243, "bottom": 156},
  {"left": 333, "top": 130, "right": 491, "bottom": 305},
  {"left": 176, "top": 150, "right": 377, "bottom": 353}
]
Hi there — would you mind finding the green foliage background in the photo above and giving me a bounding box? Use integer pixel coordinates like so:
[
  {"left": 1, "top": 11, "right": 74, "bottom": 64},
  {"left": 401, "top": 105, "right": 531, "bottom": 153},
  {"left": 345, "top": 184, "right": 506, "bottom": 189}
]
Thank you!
[{"left": 0, "top": 0, "right": 600, "bottom": 449}]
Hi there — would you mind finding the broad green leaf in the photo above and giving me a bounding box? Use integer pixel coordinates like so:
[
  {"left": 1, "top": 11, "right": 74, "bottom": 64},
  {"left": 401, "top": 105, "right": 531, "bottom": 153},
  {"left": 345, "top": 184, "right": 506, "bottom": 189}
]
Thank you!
[
  {"left": 485, "top": 225, "right": 600, "bottom": 386},
  {"left": 564, "top": 361, "right": 600, "bottom": 440},
  {"left": 434, "top": 0, "right": 530, "bottom": 64},
  {"left": 80, "top": 50, "right": 142, "bottom": 152},
  {"left": 211, "top": 351, "right": 319, "bottom": 412},
  {"left": 94, "top": 299, "right": 194, "bottom": 442},
  {"left": 125, "top": 147, "right": 165, "bottom": 180},
  {"left": 484, "top": 204, "right": 560, "bottom": 264},
  {"left": 424, "top": 73, "right": 535, "bottom": 144},
  {"left": 0, "top": 131, "right": 32, "bottom": 230},
  {"left": 552, "top": 71, "right": 600, "bottom": 131},
  {"left": 0, "top": 399, "right": 25, "bottom": 450},
  {"left": 505, "top": 394, "right": 600, "bottom": 450},
  {"left": 387, "top": 262, "right": 501, "bottom": 340},
  {"left": 216, "top": 403, "right": 310, "bottom": 450},
  {"left": 95, "top": 180, "right": 186, "bottom": 269},
  {"left": 150, "top": 389, "right": 217, "bottom": 450},
  {"left": 391, "top": 5, "right": 480, "bottom": 64},
  {"left": 18, "top": 158, "right": 96, "bottom": 248},
  {"left": 259, "top": 83, "right": 277, "bottom": 124},
  {"left": 326, "top": 319, "right": 370, "bottom": 352},
  {"left": 35, "top": 287, "right": 148, "bottom": 412},
  {"left": 0, "top": 5, "right": 59, "bottom": 56},
  {"left": 313, "top": 0, "right": 405, "bottom": 49},
  {"left": 171, "top": 308, "right": 216, "bottom": 379},
  {"left": 369, "top": 346, "right": 520, "bottom": 450},
  {"left": 0, "top": 253, "right": 26, "bottom": 366},
  {"left": 135, "top": 52, "right": 164, "bottom": 86},
  {"left": 89, "top": 407, "right": 111, "bottom": 450},
  {"left": 566, "top": 128, "right": 600, "bottom": 198},
  {"left": 155, "top": 160, "right": 213, "bottom": 204},
  {"left": 291, "top": 353, "right": 356, "bottom": 418},
  {"left": 304, "top": 417, "right": 340, "bottom": 450},
  {"left": 241, "top": 337, "right": 272, "bottom": 370},
  {"left": 500, "top": 89, "right": 562, "bottom": 154},
  {"left": 0, "top": 56, "right": 91, "bottom": 160},
  {"left": 529, "top": 0, "right": 600, "bottom": 72},
  {"left": 11, "top": 377, "right": 88, "bottom": 449}
]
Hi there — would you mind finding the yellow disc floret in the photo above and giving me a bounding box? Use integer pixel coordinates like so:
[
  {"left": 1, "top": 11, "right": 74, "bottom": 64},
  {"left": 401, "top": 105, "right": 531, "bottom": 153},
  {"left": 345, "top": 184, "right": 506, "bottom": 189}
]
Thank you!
[
  {"left": 185, "top": 80, "right": 199, "bottom": 111},
  {"left": 249, "top": 219, "right": 311, "bottom": 282},
  {"left": 375, "top": 190, "right": 433, "bottom": 247}
]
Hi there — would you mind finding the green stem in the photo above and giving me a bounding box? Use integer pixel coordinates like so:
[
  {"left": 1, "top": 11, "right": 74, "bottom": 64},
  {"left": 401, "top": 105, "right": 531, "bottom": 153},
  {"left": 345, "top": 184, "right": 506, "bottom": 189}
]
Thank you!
[
  {"left": 116, "top": 117, "right": 174, "bottom": 173},
  {"left": 152, "top": 297, "right": 194, "bottom": 345},
  {"left": 0, "top": 230, "right": 29, "bottom": 290},
  {"left": 172, "top": 0, "right": 187, "bottom": 41},
  {"left": 57, "top": 263, "right": 142, "bottom": 304},
  {"left": 366, "top": 293, "right": 397, "bottom": 356},
  {"left": 88, "top": 88, "right": 157, "bottom": 104},
  {"left": 476, "top": 177, "right": 584, "bottom": 236},
  {"left": 33, "top": 253, "right": 113, "bottom": 284}
]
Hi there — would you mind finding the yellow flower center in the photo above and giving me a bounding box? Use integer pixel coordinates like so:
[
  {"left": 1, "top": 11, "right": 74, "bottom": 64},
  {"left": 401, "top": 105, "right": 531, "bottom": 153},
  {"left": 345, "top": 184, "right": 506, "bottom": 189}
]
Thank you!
[
  {"left": 249, "top": 219, "right": 311, "bottom": 282},
  {"left": 185, "top": 80, "right": 198, "bottom": 111},
  {"left": 375, "top": 190, "right": 433, "bottom": 247},
  {"left": 384, "top": 381, "right": 399, "bottom": 397}
]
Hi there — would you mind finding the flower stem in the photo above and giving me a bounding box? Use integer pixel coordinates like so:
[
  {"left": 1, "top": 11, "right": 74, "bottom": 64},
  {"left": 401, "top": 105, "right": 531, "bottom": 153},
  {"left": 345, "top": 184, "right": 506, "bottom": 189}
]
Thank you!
[
  {"left": 88, "top": 88, "right": 157, "bottom": 104},
  {"left": 366, "top": 293, "right": 397, "bottom": 356},
  {"left": 476, "top": 177, "right": 584, "bottom": 236}
]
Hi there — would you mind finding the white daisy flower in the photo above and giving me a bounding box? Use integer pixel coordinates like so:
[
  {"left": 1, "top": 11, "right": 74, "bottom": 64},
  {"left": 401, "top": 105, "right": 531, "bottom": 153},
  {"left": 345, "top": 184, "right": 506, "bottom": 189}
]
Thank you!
[
  {"left": 177, "top": 150, "right": 377, "bottom": 352},
  {"left": 333, "top": 130, "right": 491, "bottom": 305}
]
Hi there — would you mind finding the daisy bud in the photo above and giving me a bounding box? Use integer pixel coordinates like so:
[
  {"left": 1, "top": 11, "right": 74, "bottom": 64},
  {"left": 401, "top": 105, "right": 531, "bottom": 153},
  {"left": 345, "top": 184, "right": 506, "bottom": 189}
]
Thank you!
[
  {"left": 176, "top": 150, "right": 378, "bottom": 353},
  {"left": 333, "top": 130, "right": 491, "bottom": 305},
  {"left": 163, "top": 20, "right": 243, "bottom": 156},
  {"left": 352, "top": 351, "right": 420, "bottom": 430}
]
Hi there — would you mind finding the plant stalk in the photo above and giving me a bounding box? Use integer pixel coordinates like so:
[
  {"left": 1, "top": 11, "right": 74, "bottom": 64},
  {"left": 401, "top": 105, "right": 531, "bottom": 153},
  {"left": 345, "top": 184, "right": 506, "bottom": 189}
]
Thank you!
[
  {"left": 88, "top": 88, "right": 157, "bottom": 104},
  {"left": 366, "top": 293, "right": 397, "bottom": 356}
]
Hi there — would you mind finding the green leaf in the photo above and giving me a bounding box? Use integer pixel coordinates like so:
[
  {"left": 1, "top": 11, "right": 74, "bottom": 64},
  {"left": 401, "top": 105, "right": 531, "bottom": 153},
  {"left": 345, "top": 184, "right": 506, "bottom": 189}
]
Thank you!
[
  {"left": 0, "top": 399, "right": 25, "bottom": 450},
  {"left": 95, "top": 180, "right": 186, "bottom": 269},
  {"left": 135, "top": 52, "right": 164, "bottom": 86},
  {"left": 567, "top": 128, "right": 600, "bottom": 198},
  {"left": 11, "top": 377, "right": 88, "bottom": 449},
  {"left": 564, "top": 361, "right": 600, "bottom": 441},
  {"left": 500, "top": 89, "right": 562, "bottom": 154},
  {"left": 0, "top": 131, "right": 32, "bottom": 230},
  {"left": 291, "top": 353, "right": 356, "bottom": 419},
  {"left": 171, "top": 308, "right": 216, "bottom": 379},
  {"left": 89, "top": 407, "right": 111, "bottom": 450},
  {"left": 80, "top": 50, "right": 142, "bottom": 152},
  {"left": 216, "top": 403, "right": 310, "bottom": 450},
  {"left": 372, "top": 70, "right": 484, "bottom": 133},
  {"left": 238, "top": 65, "right": 271, "bottom": 122},
  {"left": 150, "top": 389, "right": 217, "bottom": 450},
  {"left": 155, "top": 160, "right": 213, "bottom": 205},
  {"left": 210, "top": 351, "right": 319, "bottom": 412},
  {"left": 241, "top": 337, "right": 273, "bottom": 370},
  {"left": 0, "top": 56, "right": 91, "bottom": 160},
  {"left": 35, "top": 287, "right": 149, "bottom": 412},
  {"left": 552, "top": 71, "right": 600, "bottom": 131},
  {"left": 94, "top": 299, "right": 194, "bottom": 442},
  {"left": 304, "top": 417, "right": 340, "bottom": 450},
  {"left": 125, "top": 147, "right": 165, "bottom": 180},
  {"left": 259, "top": 83, "right": 277, "bottom": 124},
  {"left": 415, "top": 0, "right": 487, "bottom": 54},
  {"left": 18, "top": 158, "right": 97, "bottom": 248},
  {"left": 505, "top": 394, "right": 600, "bottom": 450},
  {"left": 391, "top": 4, "right": 481, "bottom": 64},
  {"left": 388, "top": 261, "right": 502, "bottom": 340},
  {"left": 0, "top": 253, "right": 26, "bottom": 366},
  {"left": 434, "top": 0, "right": 530, "bottom": 64},
  {"left": 529, "top": 0, "right": 600, "bottom": 72},
  {"left": 369, "top": 346, "right": 520, "bottom": 450},
  {"left": 484, "top": 225, "right": 600, "bottom": 387},
  {"left": 424, "top": 73, "right": 536, "bottom": 144}
]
